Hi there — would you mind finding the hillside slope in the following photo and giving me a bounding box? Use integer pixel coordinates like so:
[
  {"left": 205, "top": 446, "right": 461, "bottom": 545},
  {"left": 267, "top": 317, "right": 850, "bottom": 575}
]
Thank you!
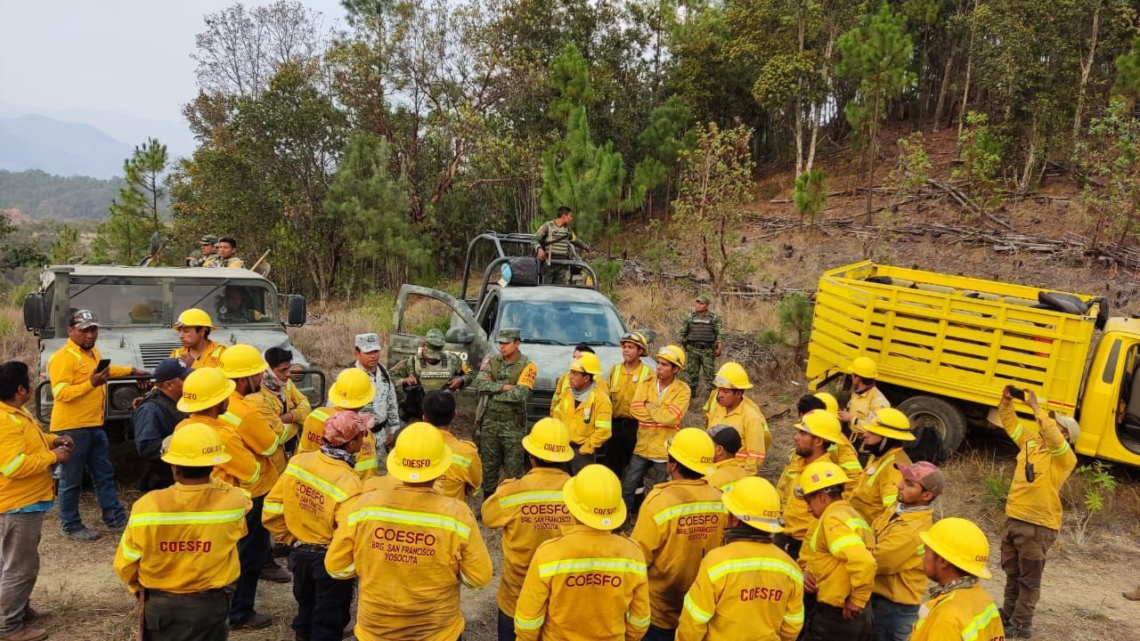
[{"left": 0, "top": 114, "right": 131, "bottom": 179}]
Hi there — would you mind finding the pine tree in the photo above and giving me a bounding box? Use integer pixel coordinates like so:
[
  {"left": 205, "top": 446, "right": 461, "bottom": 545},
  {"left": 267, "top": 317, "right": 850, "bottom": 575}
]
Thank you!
[{"left": 97, "top": 138, "right": 169, "bottom": 264}]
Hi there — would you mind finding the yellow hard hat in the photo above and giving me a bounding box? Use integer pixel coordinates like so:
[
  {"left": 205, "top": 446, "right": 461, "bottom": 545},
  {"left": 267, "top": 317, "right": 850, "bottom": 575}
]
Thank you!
[
  {"left": 865, "top": 408, "right": 915, "bottom": 441},
  {"left": 850, "top": 356, "right": 878, "bottom": 379},
  {"left": 328, "top": 368, "right": 376, "bottom": 409},
  {"left": 563, "top": 464, "right": 626, "bottom": 530},
  {"left": 174, "top": 308, "right": 215, "bottom": 329},
  {"left": 713, "top": 362, "right": 752, "bottom": 390},
  {"left": 162, "top": 422, "right": 231, "bottom": 466},
  {"left": 523, "top": 417, "right": 574, "bottom": 462},
  {"left": 386, "top": 422, "right": 453, "bottom": 483},
  {"left": 814, "top": 392, "right": 839, "bottom": 416},
  {"left": 620, "top": 331, "right": 649, "bottom": 354},
  {"left": 654, "top": 344, "right": 686, "bottom": 369},
  {"left": 177, "top": 367, "right": 237, "bottom": 413},
  {"left": 920, "top": 517, "right": 993, "bottom": 579},
  {"left": 569, "top": 352, "right": 602, "bottom": 377},
  {"left": 722, "top": 477, "right": 783, "bottom": 533},
  {"left": 797, "top": 459, "right": 848, "bottom": 495},
  {"left": 219, "top": 344, "right": 268, "bottom": 379},
  {"left": 130, "top": 303, "right": 154, "bottom": 322},
  {"left": 794, "top": 410, "right": 843, "bottom": 444},
  {"left": 667, "top": 427, "right": 716, "bottom": 475}
]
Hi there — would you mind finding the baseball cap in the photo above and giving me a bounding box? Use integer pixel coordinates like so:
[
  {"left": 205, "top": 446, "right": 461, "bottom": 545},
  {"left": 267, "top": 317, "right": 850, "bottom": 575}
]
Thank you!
[
  {"left": 153, "top": 358, "right": 192, "bottom": 384},
  {"left": 69, "top": 309, "right": 101, "bottom": 330},
  {"left": 354, "top": 333, "right": 382, "bottom": 353},
  {"left": 696, "top": 294, "right": 711, "bottom": 304},
  {"left": 497, "top": 328, "right": 521, "bottom": 343},
  {"left": 200, "top": 234, "right": 219, "bottom": 245},
  {"left": 895, "top": 461, "right": 945, "bottom": 497}
]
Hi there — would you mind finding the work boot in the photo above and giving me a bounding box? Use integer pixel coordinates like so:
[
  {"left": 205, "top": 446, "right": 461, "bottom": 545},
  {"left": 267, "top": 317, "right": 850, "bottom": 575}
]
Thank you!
[
  {"left": 1007, "top": 625, "right": 1033, "bottom": 639},
  {"left": 104, "top": 520, "right": 127, "bottom": 534},
  {"left": 63, "top": 526, "right": 101, "bottom": 542},
  {"left": 1124, "top": 586, "right": 1140, "bottom": 601},
  {"left": 260, "top": 557, "right": 290, "bottom": 583},
  {"left": 231, "top": 611, "right": 273, "bottom": 630},
  {"left": 23, "top": 605, "right": 50, "bottom": 622},
  {"left": 0, "top": 626, "right": 48, "bottom": 641}
]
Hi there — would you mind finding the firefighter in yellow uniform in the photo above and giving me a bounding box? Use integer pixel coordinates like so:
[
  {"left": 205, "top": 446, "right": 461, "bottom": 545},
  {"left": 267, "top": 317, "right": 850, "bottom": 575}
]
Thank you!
[
  {"left": 300, "top": 368, "right": 380, "bottom": 480},
  {"left": 809, "top": 392, "right": 864, "bottom": 478},
  {"left": 414, "top": 389, "right": 482, "bottom": 501},
  {"left": 325, "top": 423, "right": 492, "bottom": 641},
  {"left": 624, "top": 345, "right": 691, "bottom": 513},
  {"left": 607, "top": 331, "right": 653, "bottom": 476},
  {"left": 837, "top": 357, "right": 890, "bottom": 437},
  {"left": 482, "top": 417, "right": 575, "bottom": 640},
  {"left": 703, "top": 425, "right": 749, "bottom": 492},
  {"left": 912, "top": 518, "right": 1005, "bottom": 641},
  {"left": 257, "top": 347, "right": 312, "bottom": 469},
  {"left": 677, "top": 477, "right": 805, "bottom": 640},
  {"left": 264, "top": 411, "right": 366, "bottom": 641},
  {"left": 170, "top": 309, "right": 226, "bottom": 369},
  {"left": 551, "top": 352, "right": 612, "bottom": 474},
  {"left": 703, "top": 362, "right": 769, "bottom": 473},
  {"left": 113, "top": 423, "right": 252, "bottom": 640},
  {"left": 796, "top": 460, "right": 876, "bottom": 640},
  {"left": 513, "top": 464, "right": 650, "bottom": 640},
  {"left": 549, "top": 345, "right": 610, "bottom": 414},
  {"left": 632, "top": 428, "right": 727, "bottom": 639},
  {"left": 847, "top": 408, "right": 915, "bottom": 524}
]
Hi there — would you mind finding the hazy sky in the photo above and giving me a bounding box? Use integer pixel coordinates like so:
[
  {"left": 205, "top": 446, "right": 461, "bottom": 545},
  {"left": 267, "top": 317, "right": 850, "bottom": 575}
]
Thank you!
[{"left": 0, "top": 0, "right": 347, "bottom": 123}]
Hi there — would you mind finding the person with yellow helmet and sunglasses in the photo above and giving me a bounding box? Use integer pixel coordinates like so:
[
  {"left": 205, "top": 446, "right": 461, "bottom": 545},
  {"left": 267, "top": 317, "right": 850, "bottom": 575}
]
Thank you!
[
  {"left": 549, "top": 344, "right": 610, "bottom": 415},
  {"left": 551, "top": 351, "right": 613, "bottom": 473},
  {"left": 837, "top": 357, "right": 890, "bottom": 440},
  {"left": 847, "top": 408, "right": 916, "bottom": 524},
  {"left": 171, "top": 308, "right": 226, "bottom": 369},
  {"left": 607, "top": 330, "right": 654, "bottom": 476},
  {"left": 482, "top": 417, "right": 575, "bottom": 641},
  {"left": 911, "top": 517, "right": 1004, "bottom": 641},
  {"left": 113, "top": 422, "right": 251, "bottom": 641},
  {"left": 624, "top": 344, "right": 691, "bottom": 513},
  {"left": 325, "top": 423, "right": 492, "bottom": 641},
  {"left": 703, "top": 362, "right": 769, "bottom": 474},
  {"left": 677, "top": 477, "right": 805, "bottom": 640},
  {"left": 632, "top": 428, "right": 727, "bottom": 640},
  {"left": 513, "top": 464, "right": 650, "bottom": 640},
  {"left": 299, "top": 368, "right": 380, "bottom": 481},
  {"left": 796, "top": 460, "right": 876, "bottom": 641}
]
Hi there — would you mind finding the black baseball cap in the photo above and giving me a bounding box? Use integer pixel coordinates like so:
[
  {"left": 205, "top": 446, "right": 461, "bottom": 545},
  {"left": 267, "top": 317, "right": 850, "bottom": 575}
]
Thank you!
[{"left": 153, "top": 358, "right": 191, "bottom": 384}]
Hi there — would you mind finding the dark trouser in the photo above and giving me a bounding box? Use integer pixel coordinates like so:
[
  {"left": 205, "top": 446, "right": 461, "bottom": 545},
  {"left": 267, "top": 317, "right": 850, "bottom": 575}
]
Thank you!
[
  {"left": 870, "top": 594, "right": 918, "bottom": 641},
  {"left": 497, "top": 609, "right": 516, "bottom": 641},
  {"left": 605, "top": 418, "right": 638, "bottom": 477},
  {"left": 58, "top": 426, "right": 126, "bottom": 532},
  {"left": 801, "top": 601, "right": 873, "bottom": 641},
  {"left": 144, "top": 589, "right": 230, "bottom": 641},
  {"left": 230, "top": 494, "right": 270, "bottom": 625},
  {"left": 289, "top": 547, "right": 354, "bottom": 641},
  {"left": 1000, "top": 517, "right": 1057, "bottom": 629},
  {"left": 0, "top": 512, "right": 44, "bottom": 635},
  {"left": 569, "top": 445, "right": 594, "bottom": 475},
  {"left": 139, "top": 457, "right": 174, "bottom": 493},
  {"left": 643, "top": 624, "right": 675, "bottom": 641},
  {"left": 621, "top": 455, "right": 666, "bottom": 515},
  {"left": 774, "top": 533, "right": 803, "bottom": 562}
]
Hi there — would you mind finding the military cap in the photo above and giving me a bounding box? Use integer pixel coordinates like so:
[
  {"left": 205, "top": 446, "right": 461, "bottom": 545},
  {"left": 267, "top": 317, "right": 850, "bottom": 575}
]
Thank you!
[
  {"left": 424, "top": 328, "right": 446, "bottom": 354},
  {"left": 696, "top": 294, "right": 712, "bottom": 304},
  {"left": 354, "top": 332, "right": 382, "bottom": 353},
  {"left": 497, "top": 328, "right": 521, "bottom": 343},
  {"left": 200, "top": 234, "right": 220, "bottom": 245}
]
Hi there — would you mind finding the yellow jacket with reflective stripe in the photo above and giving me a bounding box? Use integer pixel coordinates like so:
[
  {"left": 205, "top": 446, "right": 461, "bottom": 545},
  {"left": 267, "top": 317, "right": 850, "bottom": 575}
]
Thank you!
[
  {"left": 170, "top": 341, "right": 226, "bottom": 369},
  {"left": 775, "top": 447, "right": 862, "bottom": 541},
  {"left": 552, "top": 385, "right": 613, "bottom": 454},
  {"left": 324, "top": 484, "right": 492, "bottom": 641},
  {"left": 676, "top": 540, "right": 804, "bottom": 641},
  {"left": 705, "top": 458, "right": 750, "bottom": 493},
  {"left": 632, "top": 478, "right": 728, "bottom": 628},
  {"left": 911, "top": 584, "right": 1004, "bottom": 641},
  {"left": 801, "top": 500, "right": 876, "bottom": 608},
  {"left": 514, "top": 524, "right": 650, "bottom": 641},
  {"left": 47, "top": 339, "right": 133, "bottom": 431},
  {"left": 439, "top": 429, "right": 481, "bottom": 501},
  {"left": 481, "top": 467, "right": 573, "bottom": 616},
  {"left": 848, "top": 447, "right": 910, "bottom": 524},
  {"left": 871, "top": 506, "right": 933, "bottom": 605},
  {"left": 257, "top": 380, "right": 312, "bottom": 472},
  {"left": 704, "top": 397, "right": 769, "bottom": 474},
  {"left": 631, "top": 378, "right": 691, "bottom": 460},
  {"left": 175, "top": 412, "right": 276, "bottom": 497},
  {"left": 300, "top": 406, "right": 378, "bottom": 480},
  {"left": 263, "top": 451, "right": 363, "bottom": 545},
  {"left": 113, "top": 478, "right": 251, "bottom": 593},
  {"left": 610, "top": 362, "right": 654, "bottom": 418},
  {"left": 551, "top": 372, "right": 610, "bottom": 415},
  {"left": 0, "top": 402, "right": 56, "bottom": 512},
  {"left": 252, "top": 390, "right": 290, "bottom": 474},
  {"left": 225, "top": 391, "right": 281, "bottom": 496},
  {"left": 999, "top": 401, "right": 1077, "bottom": 531},
  {"left": 846, "top": 387, "right": 890, "bottom": 434}
]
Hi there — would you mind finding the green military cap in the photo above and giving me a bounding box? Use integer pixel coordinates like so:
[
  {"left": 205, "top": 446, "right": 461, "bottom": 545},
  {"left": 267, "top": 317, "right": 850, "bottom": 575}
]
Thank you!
[
  {"left": 497, "top": 328, "right": 521, "bottom": 343},
  {"left": 424, "top": 328, "right": 446, "bottom": 353},
  {"left": 696, "top": 294, "right": 712, "bottom": 304},
  {"left": 200, "top": 234, "right": 220, "bottom": 245}
]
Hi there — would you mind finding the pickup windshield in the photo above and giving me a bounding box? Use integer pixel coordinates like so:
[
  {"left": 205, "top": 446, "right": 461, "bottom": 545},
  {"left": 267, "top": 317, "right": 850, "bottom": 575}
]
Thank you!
[
  {"left": 68, "top": 277, "right": 277, "bottom": 327},
  {"left": 499, "top": 300, "right": 624, "bottom": 346}
]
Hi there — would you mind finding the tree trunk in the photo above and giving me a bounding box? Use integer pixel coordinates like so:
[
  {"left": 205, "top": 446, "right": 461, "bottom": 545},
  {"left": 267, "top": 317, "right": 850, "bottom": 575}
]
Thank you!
[
  {"left": 806, "top": 27, "right": 837, "bottom": 174},
  {"left": 1073, "top": 1, "right": 1102, "bottom": 140},
  {"left": 958, "top": 0, "right": 981, "bottom": 140},
  {"left": 865, "top": 94, "right": 880, "bottom": 224},
  {"left": 933, "top": 44, "right": 955, "bottom": 132}
]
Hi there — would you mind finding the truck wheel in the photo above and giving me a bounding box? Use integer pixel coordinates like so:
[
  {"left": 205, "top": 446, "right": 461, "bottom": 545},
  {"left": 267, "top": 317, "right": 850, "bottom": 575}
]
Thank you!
[{"left": 898, "top": 395, "right": 967, "bottom": 459}]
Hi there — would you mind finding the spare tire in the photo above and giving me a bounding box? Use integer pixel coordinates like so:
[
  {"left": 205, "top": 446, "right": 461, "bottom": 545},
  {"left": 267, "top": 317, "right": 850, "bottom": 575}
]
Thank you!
[
  {"left": 1038, "top": 291, "right": 1088, "bottom": 315},
  {"left": 898, "top": 395, "right": 967, "bottom": 461}
]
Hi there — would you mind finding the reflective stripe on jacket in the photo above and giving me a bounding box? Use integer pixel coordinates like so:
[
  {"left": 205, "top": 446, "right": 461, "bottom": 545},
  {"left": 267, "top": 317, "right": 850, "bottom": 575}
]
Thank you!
[
  {"left": 801, "top": 500, "right": 876, "bottom": 608},
  {"left": 175, "top": 412, "right": 275, "bottom": 497},
  {"left": 609, "top": 363, "right": 654, "bottom": 419},
  {"left": 846, "top": 387, "right": 890, "bottom": 434},
  {"left": 774, "top": 445, "right": 862, "bottom": 541},
  {"left": 170, "top": 341, "right": 226, "bottom": 369},
  {"left": 0, "top": 402, "right": 55, "bottom": 512},
  {"left": 47, "top": 339, "right": 133, "bottom": 431},
  {"left": 999, "top": 400, "right": 1077, "bottom": 531},
  {"left": 848, "top": 447, "right": 910, "bottom": 524},
  {"left": 911, "top": 584, "right": 1004, "bottom": 641},
  {"left": 705, "top": 397, "right": 769, "bottom": 474},
  {"left": 705, "top": 459, "right": 750, "bottom": 493},
  {"left": 439, "top": 430, "right": 481, "bottom": 501},
  {"left": 552, "top": 385, "right": 613, "bottom": 454},
  {"left": 871, "top": 506, "right": 934, "bottom": 605},
  {"left": 263, "top": 451, "right": 362, "bottom": 546},
  {"left": 631, "top": 379, "right": 691, "bottom": 461}
]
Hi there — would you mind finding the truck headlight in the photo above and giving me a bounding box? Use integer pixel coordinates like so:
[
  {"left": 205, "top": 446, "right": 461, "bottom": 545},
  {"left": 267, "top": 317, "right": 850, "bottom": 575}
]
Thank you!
[{"left": 111, "top": 385, "right": 141, "bottom": 412}]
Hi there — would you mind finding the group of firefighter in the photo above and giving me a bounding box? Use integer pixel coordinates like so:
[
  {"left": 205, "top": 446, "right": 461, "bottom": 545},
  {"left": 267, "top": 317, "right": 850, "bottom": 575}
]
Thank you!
[{"left": 0, "top": 297, "right": 1085, "bottom": 641}]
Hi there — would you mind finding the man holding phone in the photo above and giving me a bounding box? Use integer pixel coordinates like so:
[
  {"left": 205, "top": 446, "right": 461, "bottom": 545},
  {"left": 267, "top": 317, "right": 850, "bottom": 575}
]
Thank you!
[{"left": 47, "top": 310, "right": 147, "bottom": 541}]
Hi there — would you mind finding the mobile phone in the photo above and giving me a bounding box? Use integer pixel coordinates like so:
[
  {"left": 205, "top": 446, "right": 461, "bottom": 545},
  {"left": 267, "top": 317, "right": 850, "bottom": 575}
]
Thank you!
[
  {"left": 1008, "top": 387, "right": 1026, "bottom": 401},
  {"left": 96, "top": 358, "right": 111, "bottom": 373}
]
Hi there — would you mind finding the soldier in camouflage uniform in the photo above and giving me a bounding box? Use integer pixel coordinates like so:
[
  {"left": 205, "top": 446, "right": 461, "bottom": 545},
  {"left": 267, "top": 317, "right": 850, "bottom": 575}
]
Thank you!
[
  {"left": 390, "top": 329, "right": 472, "bottom": 419},
  {"left": 678, "top": 294, "right": 724, "bottom": 399},
  {"left": 532, "top": 206, "right": 589, "bottom": 285},
  {"left": 186, "top": 234, "right": 221, "bottom": 267},
  {"left": 475, "top": 328, "right": 538, "bottom": 498}
]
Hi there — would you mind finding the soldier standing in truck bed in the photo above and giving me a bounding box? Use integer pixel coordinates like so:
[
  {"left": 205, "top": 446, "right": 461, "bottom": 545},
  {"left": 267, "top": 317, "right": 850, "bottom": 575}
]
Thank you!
[
  {"left": 533, "top": 206, "right": 589, "bottom": 285},
  {"left": 678, "top": 294, "right": 723, "bottom": 400}
]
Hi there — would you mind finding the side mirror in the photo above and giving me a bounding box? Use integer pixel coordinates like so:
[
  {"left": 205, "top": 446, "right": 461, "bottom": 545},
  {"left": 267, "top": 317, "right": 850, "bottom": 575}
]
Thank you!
[
  {"left": 445, "top": 327, "right": 475, "bottom": 345},
  {"left": 286, "top": 295, "right": 307, "bottom": 326},
  {"left": 23, "top": 293, "right": 45, "bottom": 331}
]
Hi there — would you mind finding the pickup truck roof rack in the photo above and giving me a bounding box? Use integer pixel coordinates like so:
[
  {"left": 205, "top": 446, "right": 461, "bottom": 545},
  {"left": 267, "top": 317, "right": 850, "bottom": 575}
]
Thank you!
[{"left": 460, "top": 231, "right": 598, "bottom": 305}]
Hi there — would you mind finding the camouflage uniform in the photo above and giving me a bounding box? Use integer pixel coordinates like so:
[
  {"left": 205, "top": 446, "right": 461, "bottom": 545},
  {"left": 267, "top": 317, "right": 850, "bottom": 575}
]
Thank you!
[
  {"left": 390, "top": 329, "right": 472, "bottom": 419},
  {"left": 188, "top": 234, "right": 220, "bottom": 267},
  {"left": 679, "top": 300, "right": 723, "bottom": 398},
  {"left": 475, "top": 329, "right": 537, "bottom": 498},
  {"left": 532, "top": 219, "right": 588, "bottom": 285}
]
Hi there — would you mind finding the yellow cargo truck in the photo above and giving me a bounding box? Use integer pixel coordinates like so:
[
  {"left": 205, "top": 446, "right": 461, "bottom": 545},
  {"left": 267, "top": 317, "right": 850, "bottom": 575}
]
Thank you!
[{"left": 806, "top": 261, "right": 1140, "bottom": 467}]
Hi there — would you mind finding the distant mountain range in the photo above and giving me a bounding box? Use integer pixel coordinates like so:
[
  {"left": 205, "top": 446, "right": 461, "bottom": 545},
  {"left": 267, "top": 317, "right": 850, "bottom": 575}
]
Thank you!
[{"left": 0, "top": 169, "right": 124, "bottom": 221}]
